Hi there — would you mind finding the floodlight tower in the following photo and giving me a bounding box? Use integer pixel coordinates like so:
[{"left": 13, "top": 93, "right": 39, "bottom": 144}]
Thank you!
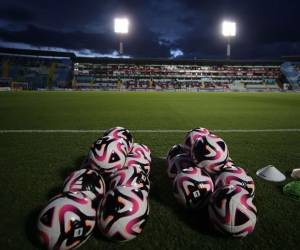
[
  {"left": 114, "top": 18, "right": 129, "bottom": 55},
  {"left": 222, "top": 21, "right": 236, "bottom": 59}
]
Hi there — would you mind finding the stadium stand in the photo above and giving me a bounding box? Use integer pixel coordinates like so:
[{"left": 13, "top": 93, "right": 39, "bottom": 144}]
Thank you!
[
  {"left": 0, "top": 48, "right": 74, "bottom": 90},
  {"left": 280, "top": 62, "right": 300, "bottom": 90},
  {"left": 0, "top": 47, "right": 299, "bottom": 91},
  {"left": 74, "top": 57, "right": 283, "bottom": 91}
]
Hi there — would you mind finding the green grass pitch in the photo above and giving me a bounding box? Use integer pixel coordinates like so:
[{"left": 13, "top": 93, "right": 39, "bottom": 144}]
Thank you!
[{"left": 0, "top": 91, "right": 300, "bottom": 250}]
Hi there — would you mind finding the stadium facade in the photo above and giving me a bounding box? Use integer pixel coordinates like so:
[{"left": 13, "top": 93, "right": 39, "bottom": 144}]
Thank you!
[{"left": 0, "top": 48, "right": 299, "bottom": 91}]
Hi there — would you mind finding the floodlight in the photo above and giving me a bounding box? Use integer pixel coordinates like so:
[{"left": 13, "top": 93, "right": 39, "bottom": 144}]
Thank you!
[
  {"left": 222, "top": 21, "right": 236, "bottom": 59},
  {"left": 114, "top": 18, "right": 129, "bottom": 34},
  {"left": 114, "top": 17, "right": 129, "bottom": 55},
  {"left": 222, "top": 21, "right": 236, "bottom": 37}
]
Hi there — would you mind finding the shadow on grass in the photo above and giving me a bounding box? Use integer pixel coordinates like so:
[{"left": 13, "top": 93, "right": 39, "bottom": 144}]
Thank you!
[
  {"left": 47, "top": 155, "right": 88, "bottom": 199},
  {"left": 46, "top": 165, "right": 76, "bottom": 200},
  {"left": 275, "top": 183, "right": 286, "bottom": 194},
  {"left": 25, "top": 206, "right": 45, "bottom": 249},
  {"left": 149, "top": 156, "right": 218, "bottom": 237},
  {"left": 27, "top": 155, "right": 219, "bottom": 248},
  {"left": 284, "top": 170, "right": 292, "bottom": 177},
  {"left": 59, "top": 155, "right": 87, "bottom": 179},
  {"left": 27, "top": 155, "right": 88, "bottom": 248}
]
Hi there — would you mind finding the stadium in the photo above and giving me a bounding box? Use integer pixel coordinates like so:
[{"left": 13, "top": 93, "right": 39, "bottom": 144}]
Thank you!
[
  {"left": 0, "top": 2, "right": 300, "bottom": 250},
  {"left": 0, "top": 47, "right": 300, "bottom": 91}
]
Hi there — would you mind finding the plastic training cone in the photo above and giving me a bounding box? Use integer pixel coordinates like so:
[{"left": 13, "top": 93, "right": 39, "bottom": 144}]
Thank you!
[
  {"left": 256, "top": 165, "right": 286, "bottom": 182},
  {"left": 283, "top": 181, "right": 300, "bottom": 201},
  {"left": 291, "top": 168, "right": 300, "bottom": 179}
]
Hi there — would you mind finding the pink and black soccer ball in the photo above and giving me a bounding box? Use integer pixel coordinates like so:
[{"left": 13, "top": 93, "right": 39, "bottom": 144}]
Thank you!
[
  {"left": 63, "top": 169, "right": 106, "bottom": 201},
  {"left": 88, "top": 136, "right": 127, "bottom": 175},
  {"left": 103, "top": 127, "right": 133, "bottom": 153},
  {"left": 37, "top": 192, "right": 96, "bottom": 250},
  {"left": 208, "top": 185, "right": 257, "bottom": 237},
  {"left": 173, "top": 167, "right": 214, "bottom": 209},
  {"left": 223, "top": 157, "right": 235, "bottom": 168},
  {"left": 130, "top": 143, "right": 151, "bottom": 163},
  {"left": 183, "top": 127, "right": 210, "bottom": 151},
  {"left": 166, "top": 144, "right": 189, "bottom": 172},
  {"left": 109, "top": 166, "right": 150, "bottom": 195},
  {"left": 97, "top": 186, "right": 149, "bottom": 241},
  {"left": 167, "top": 153, "right": 194, "bottom": 179},
  {"left": 125, "top": 152, "right": 151, "bottom": 176},
  {"left": 215, "top": 166, "right": 255, "bottom": 197},
  {"left": 216, "top": 158, "right": 243, "bottom": 173},
  {"left": 192, "top": 134, "right": 229, "bottom": 175},
  {"left": 219, "top": 162, "right": 247, "bottom": 175}
]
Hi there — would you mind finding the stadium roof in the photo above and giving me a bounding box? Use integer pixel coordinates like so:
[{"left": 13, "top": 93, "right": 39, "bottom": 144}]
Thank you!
[
  {"left": 74, "top": 56, "right": 284, "bottom": 66},
  {"left": 0, "top": 47, "right": 75, "bottom": 59}
]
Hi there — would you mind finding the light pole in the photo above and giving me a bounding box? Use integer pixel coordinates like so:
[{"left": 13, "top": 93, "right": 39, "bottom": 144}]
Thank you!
[
  {"left": 114, "top": 18, "right": 129, "bottom": 55},
  {"left": 222, "top": 21, "right": 236, "bottom": 59}
]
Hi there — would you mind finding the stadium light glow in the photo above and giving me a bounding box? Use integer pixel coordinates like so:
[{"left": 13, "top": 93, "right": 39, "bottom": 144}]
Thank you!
[
  {"left": 222, "top": 21, "right": 236, "bottom": 59},
  {"left": 222, "top": 21, "right": 236, "bottom": 37},
  {"left": 114, "top": 18, "right": 129, "bottom": 34},
  {"left": 114, "top": 18, "right": 129, "bottom": 55}
]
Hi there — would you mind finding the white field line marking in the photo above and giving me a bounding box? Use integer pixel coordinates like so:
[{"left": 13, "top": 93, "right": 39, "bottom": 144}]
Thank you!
[{"left": 0, "top": 129, "right": 300, "bottom": 133}]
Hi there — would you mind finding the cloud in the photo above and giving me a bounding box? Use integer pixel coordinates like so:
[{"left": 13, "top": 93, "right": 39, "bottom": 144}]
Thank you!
[
  {"left": 0, "top": 23, "right": 168, "bottom": 58},
  {"left": 0, "top": 39, "right": 131, "bottom": 58},
  {"left": 0, "top": 0, "right": 299, "bottom": 58},
  {"left": 0, "top": 24, "right": 118, "bottom": 51},
  {"left": 170, "top": 48, "right": 184, "bottom": 58}
]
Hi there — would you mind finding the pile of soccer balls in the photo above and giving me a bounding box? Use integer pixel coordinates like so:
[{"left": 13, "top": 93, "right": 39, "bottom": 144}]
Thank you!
[
  {"left": 37, "top": 127, "right": 151, "bottom": 250},
  {"left": 167, "top": 127, "right": 257, "bottom": 237}
]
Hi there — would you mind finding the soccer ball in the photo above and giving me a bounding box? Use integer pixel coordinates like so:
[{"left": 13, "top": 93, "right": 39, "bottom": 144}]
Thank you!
[
  {"left": 130, "top": 143, "right": 151, "bottom": 163},
  {"left": 183, "top": 127, "right": 210, "bottom": 150},
  {"left": 220, "top": 161, "right": 247, "bottom": 175},
  {"left": 125, "top": 152, "right": 151, "bottom": 176},
  {"left": 37, "top": 192, "right": 96, "bottom": 250},
  {"left": 192, "top": 133, "right": 229, "bottom": 175},
  {"left": 208, "top": 185, "right": 257, "bottom": 237},
  {"left": 97, "top": 186, "right": 149, "bottom": 241},
  {"left": 166, "top": 144, "right": 189, "bottom": 171},
  {"left": 103, "top": 127, "right": 133, "bottom": 153},
  {"left": 88, "top": 136, "right": 127, "bottom": 175},
  {"left": 109, "top": 166, "right": 150, "bottom": 195},
  {"left": 223, "top": 157, "right": 235, "bottom": 168},
  {"left": 215, "top": 166, "right": 255, "bottom": 197},
  {"left": 173, "top": 167, "right": 214, "bottom": 209},
  {"left": 167, "top": 153, "right": 194, "bottom": 179},
  {"left": 63, "top": 169, "right": 106, "bottom": 202}
]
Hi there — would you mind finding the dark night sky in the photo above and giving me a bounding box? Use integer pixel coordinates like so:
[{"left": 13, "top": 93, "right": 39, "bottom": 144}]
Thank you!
[{"left": 0, "top": 0, "right": 300, "bottom": 59}]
